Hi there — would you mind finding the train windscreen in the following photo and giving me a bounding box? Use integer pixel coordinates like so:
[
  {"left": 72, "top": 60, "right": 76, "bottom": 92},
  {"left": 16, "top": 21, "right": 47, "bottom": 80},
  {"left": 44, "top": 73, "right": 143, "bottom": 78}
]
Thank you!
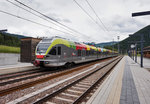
[
  {"left": 41, "top": 38, "right": 53, "bottom": 43},
  {"left": 37, "top": 43, "right": 50, "bottom": 53}
]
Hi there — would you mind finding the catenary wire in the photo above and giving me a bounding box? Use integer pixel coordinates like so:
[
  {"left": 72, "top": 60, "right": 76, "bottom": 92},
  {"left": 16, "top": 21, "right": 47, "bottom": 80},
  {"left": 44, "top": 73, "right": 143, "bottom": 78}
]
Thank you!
[
  {"left": 85, "top": 0, "right": 109, "bottom": 31},
  {"left": 0, "top": 10, "right": 78, "bottom": 37},
  {"left": 3, "top": 1, "right": 95, "bottom": 42},
  {"left": 73, "top": 0, "right": 105, "bottom": 31},
  {"left": 6, "top": 0, "right": 77, "bottom": 35},
  {"left": 13, "top": 0, "right": 94, "bottom": 40},
  {"left": 85, "top": 0, "right": 120, "bottom": 41}
]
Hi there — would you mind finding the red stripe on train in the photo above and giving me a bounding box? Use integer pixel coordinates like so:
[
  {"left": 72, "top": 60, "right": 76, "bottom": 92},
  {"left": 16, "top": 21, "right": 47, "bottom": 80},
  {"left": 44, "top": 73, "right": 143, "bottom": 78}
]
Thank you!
[{"left": 36, "top": 55, "right": 44, "bottom": 59}]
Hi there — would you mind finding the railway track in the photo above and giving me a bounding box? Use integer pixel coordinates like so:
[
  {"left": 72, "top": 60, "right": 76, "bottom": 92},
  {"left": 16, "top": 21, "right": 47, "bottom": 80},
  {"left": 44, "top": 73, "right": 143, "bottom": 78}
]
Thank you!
[
  {"left": 0, "top": 56, "right": 112, "bottom": 82},
  {"left": 4, "top": 56, "right": 122, "bottom": 104},
  {"left": 0, "top": 70, "right": 56, "bottom": 86},
  {"left": 32, "top": 56, "right": 122, "bottom": 104},
  {"left": 0, "top": 69, "right": 41, "bottom": 80},
  {"left": 0, "top": 57, "right": 114, "bottom": 97}
]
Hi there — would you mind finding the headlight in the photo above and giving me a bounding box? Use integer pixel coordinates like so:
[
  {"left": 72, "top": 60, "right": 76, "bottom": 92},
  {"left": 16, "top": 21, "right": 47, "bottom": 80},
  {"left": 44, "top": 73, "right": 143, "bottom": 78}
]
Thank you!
[{"left": 45, "top": 61, "right": 49, "bottom": 64}]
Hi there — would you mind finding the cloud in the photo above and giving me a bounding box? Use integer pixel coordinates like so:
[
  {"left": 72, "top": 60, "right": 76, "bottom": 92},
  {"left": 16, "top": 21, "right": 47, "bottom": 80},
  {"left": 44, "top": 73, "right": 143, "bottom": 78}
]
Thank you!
[{"left": 0, "top": 0, "right": 149, "bottom": 43}]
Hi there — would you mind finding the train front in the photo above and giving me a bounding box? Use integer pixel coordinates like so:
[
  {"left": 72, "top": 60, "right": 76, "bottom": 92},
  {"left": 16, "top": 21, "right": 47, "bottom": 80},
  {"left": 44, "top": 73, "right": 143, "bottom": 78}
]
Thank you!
[{"left": 34, "top": 38, "right": 52, "bottom": 67}]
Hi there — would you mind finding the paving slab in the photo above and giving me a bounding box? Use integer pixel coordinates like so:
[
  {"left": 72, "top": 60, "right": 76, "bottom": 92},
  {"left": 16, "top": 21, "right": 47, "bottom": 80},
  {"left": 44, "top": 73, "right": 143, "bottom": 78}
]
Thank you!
[
  {"left": 120, "top": 57, "right": 140, "bottom": 104},
  {"left": 87, "top": 56, "right": 150, "bottom": 104},
  {"left": 128, "top": 56, "right": 150, "bottom": 104},
  {"left": 86, "top": 56, "right": 125, "bottom": 104}
]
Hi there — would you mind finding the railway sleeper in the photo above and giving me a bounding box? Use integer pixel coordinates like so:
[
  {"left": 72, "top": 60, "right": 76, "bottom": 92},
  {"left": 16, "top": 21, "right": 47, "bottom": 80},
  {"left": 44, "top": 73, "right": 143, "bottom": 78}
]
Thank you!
[
  {"left": 75, "top": 84, "right": 90, "bottom": 88},
  {"left": 32, "top": 56, "right": 122, "bottom": 104},
  {"left": 61, "top": 93, "right": 79, "bottom": 98},
  {"left": 72, "top": 86, "right": 87, "bottom": 90}
]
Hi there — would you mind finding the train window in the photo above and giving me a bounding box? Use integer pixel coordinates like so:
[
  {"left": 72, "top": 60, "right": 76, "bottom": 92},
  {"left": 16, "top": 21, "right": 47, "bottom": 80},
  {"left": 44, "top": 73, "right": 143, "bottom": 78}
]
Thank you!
[
  {"left": 89, "top": 50, "right": 91, "bottom": 55},
  {"left": 89, "top": 51, "right": 91, "bottom": 55},
  {"left": 94, "top": 51, "right": 96, "bottom": 55},
  {"left": 78, "top": 50, "right": 81, "bottom": 56},
  {"left": 82, "top": 49, "right": 85, "bottom": 56},
  {"left": 86, "top": 51, "right": 88, "bottom": 56},
  {"left": 37, "top": 43, "right": 50, "bottom": 53},
  {"left": 91, "top": 50, "right": 94, "bottom": 55},
  {"left": 58, "top": 46, "right": 61, "bottom": 55},
  {"left": 41, "top": 38, "right": 53, "bottom": 42},
  {"left": 49, "top": 47, "right": 56, "bottom": 55}
]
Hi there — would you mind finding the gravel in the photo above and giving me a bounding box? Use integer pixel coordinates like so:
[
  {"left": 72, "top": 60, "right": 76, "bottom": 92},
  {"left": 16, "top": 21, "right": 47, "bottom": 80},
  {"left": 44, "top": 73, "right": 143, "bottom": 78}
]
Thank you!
[
  {"left": 0, "top": 69, "right": 39, "bottom": 79},
  {"left": 0, "top": 57, "right": 118, "bottom": 103},
  {"left": 45, "top": 58, "right": 120, "bottom": 104},
  {"left": 0, "top": 71, "right": 50, "bottom": 84}
]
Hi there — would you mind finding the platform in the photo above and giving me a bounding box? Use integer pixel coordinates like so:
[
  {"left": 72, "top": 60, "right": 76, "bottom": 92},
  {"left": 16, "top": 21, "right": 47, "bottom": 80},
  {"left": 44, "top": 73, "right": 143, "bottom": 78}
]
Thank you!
[
  {"left": 87, "top": 56, "right": 150, "bottom": 104},
  {"left": 0, "top": 62, "right": 36, "bottom": 75},
  {"left": 137, "top": 56, "right": 150, "bottom": 70}
]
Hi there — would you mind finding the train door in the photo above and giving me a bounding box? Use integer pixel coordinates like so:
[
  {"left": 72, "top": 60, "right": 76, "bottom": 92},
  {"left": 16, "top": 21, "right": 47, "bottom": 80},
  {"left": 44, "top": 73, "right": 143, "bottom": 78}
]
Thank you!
[
  {"left": 48, "top": 46, "right": 61, "bottom": 65},
  {"left": 48, "top": 47, "right": 57, "bottom": 59},
  {"left": 57, "top": 46, "right": 61, "bottom": 64},
  {"left": 77, "top": 49, "right": 81, "bottom": 60},
  {"left": 81, "top": 49, "right": 86, "bottom": 60}
]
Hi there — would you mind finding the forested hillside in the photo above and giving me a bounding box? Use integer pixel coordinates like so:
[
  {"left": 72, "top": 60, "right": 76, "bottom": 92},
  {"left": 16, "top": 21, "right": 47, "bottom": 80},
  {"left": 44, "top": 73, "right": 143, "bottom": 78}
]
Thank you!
[
  {"left": 112, "top": 25, "right": 150, "bottom": 54},
  {"left": 0, "top": 32, "right": 21, "bottom": 47},
  {"left": 95, "top": 41, "right": 117, "bottom": 48}
]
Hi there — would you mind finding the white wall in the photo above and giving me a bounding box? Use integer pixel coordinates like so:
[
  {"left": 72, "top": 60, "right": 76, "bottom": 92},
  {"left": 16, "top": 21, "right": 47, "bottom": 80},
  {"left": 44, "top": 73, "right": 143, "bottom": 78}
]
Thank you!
[{"left": 0, "top": 53, "right": 20, "bottom": 66}]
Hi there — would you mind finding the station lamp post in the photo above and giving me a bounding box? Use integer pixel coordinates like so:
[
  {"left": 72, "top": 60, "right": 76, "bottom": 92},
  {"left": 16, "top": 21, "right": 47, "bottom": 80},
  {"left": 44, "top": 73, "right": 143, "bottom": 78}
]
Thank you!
[
  {"left": 130, "top": 44, "right": 135, "bottom": 60},
  {"left": 128, "top": 34, "right": 144, "bottom": 67},
  {"left": 132, "top": 11, "right": 150, "bottom": 67},
  {"left": 128, "top": 33, "right": 143, "bottom": 64}
]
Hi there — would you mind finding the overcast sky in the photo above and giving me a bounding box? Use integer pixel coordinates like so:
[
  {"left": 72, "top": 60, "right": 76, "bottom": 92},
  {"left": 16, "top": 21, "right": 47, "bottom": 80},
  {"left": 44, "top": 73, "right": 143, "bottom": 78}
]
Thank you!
[{"left": 0, "top": 0, "right": 150, "bottom": 43}]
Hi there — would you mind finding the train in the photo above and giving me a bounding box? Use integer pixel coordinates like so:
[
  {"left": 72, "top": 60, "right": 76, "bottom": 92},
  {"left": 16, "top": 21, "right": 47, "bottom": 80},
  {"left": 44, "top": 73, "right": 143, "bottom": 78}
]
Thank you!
[{"left": 33, "top": 37, "right": 118, "bottom": 67}]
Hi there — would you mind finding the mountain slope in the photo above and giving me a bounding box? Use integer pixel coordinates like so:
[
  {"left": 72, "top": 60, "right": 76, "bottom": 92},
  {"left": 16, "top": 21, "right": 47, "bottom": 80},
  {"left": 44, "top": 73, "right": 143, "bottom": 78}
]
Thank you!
[
  {"left": 0, "top": 32, "right": 21, "bottom": 47},
  {"left": 1, "top": 32, "right": 27, "bottom": 39},
  {"left": 115, "top": 25, "right": 150, "bottom": 53},
  {"left": 95, "top": 41, "right": 117, "bottom": 48}
]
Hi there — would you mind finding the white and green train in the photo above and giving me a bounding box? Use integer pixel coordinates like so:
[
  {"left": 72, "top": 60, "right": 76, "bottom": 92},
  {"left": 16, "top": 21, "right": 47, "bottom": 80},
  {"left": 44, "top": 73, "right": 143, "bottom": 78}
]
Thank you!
[{"left": 34, "top": 37, "right": 118, "bottom": 67}]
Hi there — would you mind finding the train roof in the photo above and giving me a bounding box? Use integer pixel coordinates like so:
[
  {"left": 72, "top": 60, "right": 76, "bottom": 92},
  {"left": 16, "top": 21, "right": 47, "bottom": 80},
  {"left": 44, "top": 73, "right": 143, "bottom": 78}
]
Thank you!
[{"left": 40, "top": 37, "right": 116, "bottom": 53}]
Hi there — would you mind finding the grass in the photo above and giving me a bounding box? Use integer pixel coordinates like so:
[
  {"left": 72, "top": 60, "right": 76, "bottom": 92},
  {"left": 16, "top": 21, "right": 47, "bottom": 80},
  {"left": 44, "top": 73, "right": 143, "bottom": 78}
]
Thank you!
[{"left": 0, "top": 45, "right": 20, "bottom": 53}]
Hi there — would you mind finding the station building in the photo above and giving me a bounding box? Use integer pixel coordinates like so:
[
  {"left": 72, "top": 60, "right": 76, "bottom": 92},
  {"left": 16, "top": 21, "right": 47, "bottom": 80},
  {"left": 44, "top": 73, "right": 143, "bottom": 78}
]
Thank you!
[{"left": 20, "top": 37, "right": 41, "bottom": 62}]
